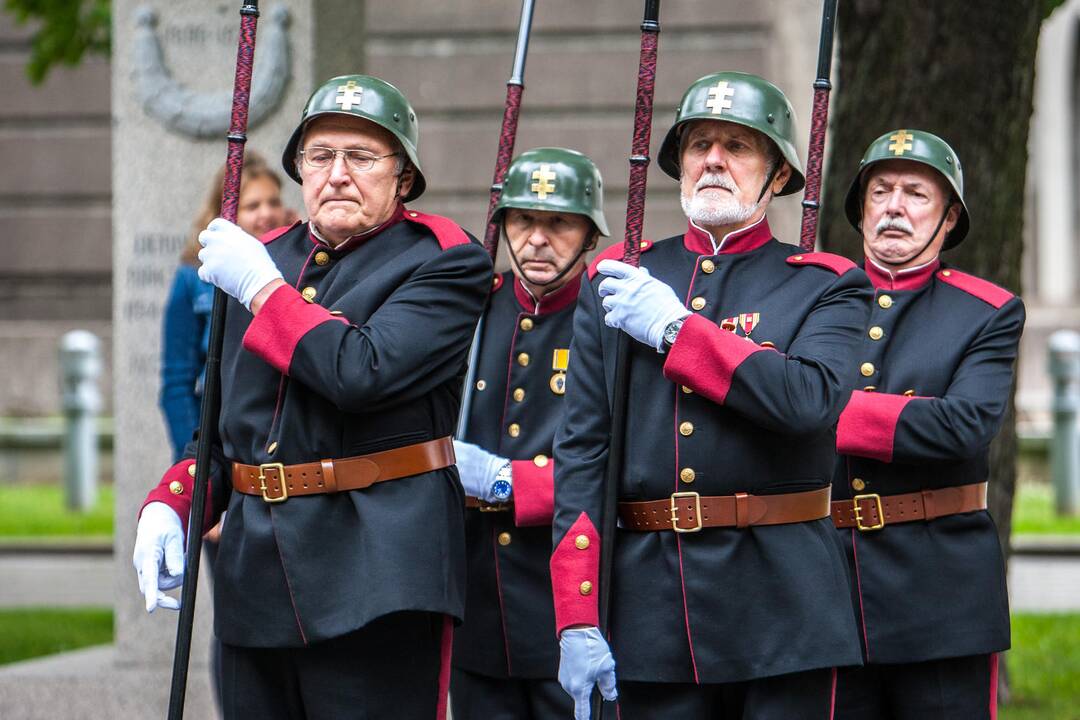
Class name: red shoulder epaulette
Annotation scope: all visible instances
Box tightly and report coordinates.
[936,268,1014,309]
[491,273,505,293]
[785,251,857,275]
[587,240,654,280]
[258,221,301,245]
[403,209,471,251]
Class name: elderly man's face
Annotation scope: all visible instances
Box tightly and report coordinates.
[299,115,413,245]
[861,159,958,267]
[678,120,789,231]
[504,208,594,294]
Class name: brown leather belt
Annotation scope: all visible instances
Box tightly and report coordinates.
[231,437,455,503]
[618,487,832,533]
[831,481,988,531]
[464,496,513,512]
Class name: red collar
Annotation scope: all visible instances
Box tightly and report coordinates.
[682,215,773,256]
[513,271,583,315]
[308,203,406,252]
[864,256,940,291]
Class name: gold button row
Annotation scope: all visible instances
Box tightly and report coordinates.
[860,362,876,377]
[852,477,866,492]
[513,388,525,402]
[575,534,590,550]
[498,532,512,546]
[701,259,715,274]
[877,294,893,309]
[690,297,707,311]
[679,421,694,437]
[517,353,530,367]
[301,286,318,302]
[680,467,696,484]
[520,317,534,332]
[508,423,520,438]
[868,326,884,340]
[314,251,330,266]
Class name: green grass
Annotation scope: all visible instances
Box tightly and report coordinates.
[1012,483,1080,536]
[0,608,113,666]
[1001,613,1080,720]
[0,485,113,539]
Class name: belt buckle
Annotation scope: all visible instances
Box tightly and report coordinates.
[477,501,510,513]
[670,491,703,533]
[258,463,288,503]
[853,493,884,531]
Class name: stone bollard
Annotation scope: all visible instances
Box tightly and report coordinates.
[1048,329,1080,516]
[59,330,103,511]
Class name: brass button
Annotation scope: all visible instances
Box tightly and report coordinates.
[534,454,549,468]
[492,276,500,288]
[169,480,184,495]
[314,251,330,266]
[579,580,593,596]
[877,294,893,309]
[942,270,952,277]
[701,259,715,274]
[498,532,512,546]
[508,423,521,438]
[868,326,884,340]
[640,241,649,249]
[575,534,590,550]
[860,362,876,377]
[187,464,196,477]
[517,353,530,367]
[793,255,804,261]
[690,297,707,311]
[851,478,866,492]
[863,386,877,392]
[680,467,696,483]
[760,341,775,348]
[679,421,694,437]
[513,387,525,402]
[267,441,278,455]
[409,211,419,218]
[476,380,486,391]
[301,286,317,302]
[903,389,915,397]
[520,317,534,332]
[681,385,693,394]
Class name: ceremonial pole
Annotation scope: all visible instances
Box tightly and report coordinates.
[595,1,660,716]
[798,0,839,251]
[458,0,537,439]
[166,3,259,716]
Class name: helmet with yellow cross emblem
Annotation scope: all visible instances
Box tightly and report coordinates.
[492,147,610,237]
[281,74,426,201]
[657,71,805,196]
[844,129,969,247]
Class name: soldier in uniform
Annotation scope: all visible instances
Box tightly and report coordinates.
[131,75,492,719]
[551,71,870,719]
[451,147,609,719]
[829,130,1024,719]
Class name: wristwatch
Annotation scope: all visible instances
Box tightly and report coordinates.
[490,462,513,502]
[661,318,685,351]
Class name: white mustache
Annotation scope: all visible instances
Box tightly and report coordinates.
[694,173,738,194]
[875,216,915,236]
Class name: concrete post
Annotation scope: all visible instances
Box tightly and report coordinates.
[59,330,103,511]
[1048,329,1080,515]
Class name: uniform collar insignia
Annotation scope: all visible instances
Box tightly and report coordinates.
[683,214,773,256]
[513,271,583,316]
[308,203,406,252]
[864,256,940,291]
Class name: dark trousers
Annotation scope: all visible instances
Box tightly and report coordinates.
[616,667,837,720]
[834,654,997,720]
[450,666,573,720]
[220,611,452,720]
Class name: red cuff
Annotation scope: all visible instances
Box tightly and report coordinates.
[836,391,915,463]
[511,458,554,527]
[242,285,347,374]
[663,313,771,404]
[140,459,214,537]
[551,512,601,634]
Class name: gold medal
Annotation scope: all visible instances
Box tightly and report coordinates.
[550,372,567,395]
[550,348,569,395]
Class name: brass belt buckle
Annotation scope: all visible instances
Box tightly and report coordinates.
[258,463,288,503]
[853,493,884,531]
[670,491,703,533]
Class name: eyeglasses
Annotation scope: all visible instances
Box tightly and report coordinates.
[299,147,399,172]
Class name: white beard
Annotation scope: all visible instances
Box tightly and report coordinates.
[680,173,759,227]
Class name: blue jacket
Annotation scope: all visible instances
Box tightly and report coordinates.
[159,264,213,460]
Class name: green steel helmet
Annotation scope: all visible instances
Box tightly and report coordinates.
[844,129,969,248]
[492,147,610,237]
[281,74,426,201]
[657,71,805,196]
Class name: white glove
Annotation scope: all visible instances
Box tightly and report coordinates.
[198,217,284,310]
[132,502,185,613]
[453,439,510,503]
[597,260,691,352]
[559,626,618,720]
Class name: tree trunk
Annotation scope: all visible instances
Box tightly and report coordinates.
[818,0,1045,700]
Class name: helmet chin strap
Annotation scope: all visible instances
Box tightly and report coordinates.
[755,162,781,205]
[876,200,953,268]
[505,226,596,291]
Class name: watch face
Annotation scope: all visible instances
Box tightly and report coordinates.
[491,478,513,501]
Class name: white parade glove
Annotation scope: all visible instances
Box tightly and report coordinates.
[198,217,284,310]
[596,260,691,352]
[453,439,510,503]
[559,626,618,720]
[132,502,186,613]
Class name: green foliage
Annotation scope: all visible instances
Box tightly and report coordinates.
[4,0,110,84]
[0,608,112,665]
[1044,0,1069,20]
[1013,483,1080,535]
[0,484,113,538]
[1002,613,1080,720]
